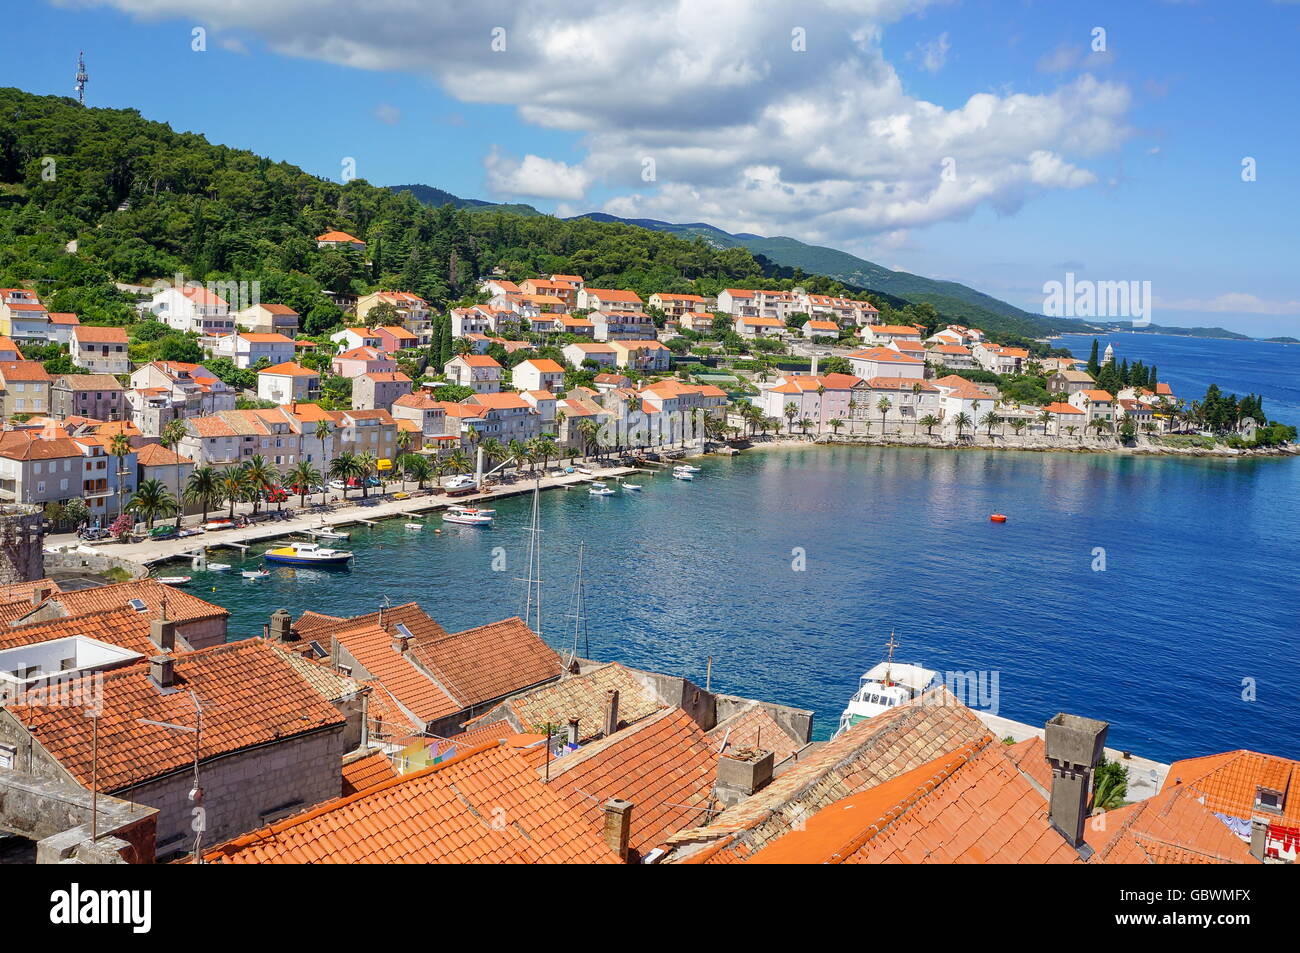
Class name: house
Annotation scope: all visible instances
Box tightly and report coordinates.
[1043,401,1086,434]
[356,291,431,342]
[973,342,1029,375]
[679,311,717,333]
[126,362,236,435]
[853,378,942,427]
[51,577,227,650]
[51,374,126,422]
[649,292,708,319]
[353,370,412,411]
[925,343,976,370]
[1049,369,1096,395]
[576,288,644,313]
[391,392,449,440]
[1068,389,1116,425]
[370,326,419,354]
[582,310,651,341]
[444,354,503,394]
[331,346,396,378]
[316,230,366,250]
[465,392,544,445]
[257,362,321,405]
[0,361,53,417]
[549,313,596,337]
[329,327,383,351]
[0,427,133,519]
[234,303,299,336]
[1116,398,1156,430]
[716,289,758,317]
[0,289,49,340]
[519,278,579,309]
[0,637,346,859]
[478,278,522,298]
[733,315,786,338]
[135,442,196,505]
[206,332,296,370]
[607,340,671,372]
[932,374,997,426]
[592,372,632,392]
[756,374,862,430]
[450,306,497,337]
[141,285,235,336]
[512,358,565,393]
[68,325,130,375]
[802,319,840,339]
[563,342,618,369]
[45,312,80,346]
[846,347,925,381]
[859,324,923,346]
[0,337,22,362]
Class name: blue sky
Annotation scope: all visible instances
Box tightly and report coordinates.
[5,1,1299,336]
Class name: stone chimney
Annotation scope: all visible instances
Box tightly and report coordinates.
[150,655,176,689]
[30,585,52,606]
[603,689,620,737]
[714,749,775,808]
[150,617,176,652]
[269,608,293,643]
[1044,713,1109,848]
[566,719,580,747]
[392,634,409,654]
[602,798,633,861]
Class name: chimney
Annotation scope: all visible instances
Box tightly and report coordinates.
[269,608,293,643]
[150,617,176,652]
[30,585,52,607]
[603,689,620,737]
[150,655,176,689]
[566,718,580,747]
[714,749,775,808]
[1044,712,1109,848]
[602,798,633,861]
[392,634,409,654]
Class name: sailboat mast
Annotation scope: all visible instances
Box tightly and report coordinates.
[523,477,543,636]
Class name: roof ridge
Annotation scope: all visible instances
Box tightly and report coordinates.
[541,706,679,780]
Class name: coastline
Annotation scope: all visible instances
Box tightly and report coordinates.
[729,433,1299,460]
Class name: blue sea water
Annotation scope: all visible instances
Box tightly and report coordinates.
[182,334,1300,764]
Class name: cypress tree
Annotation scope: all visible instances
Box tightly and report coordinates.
[441,315,453,370]
[1087,339,1100,377]
[1148,365,1158,389]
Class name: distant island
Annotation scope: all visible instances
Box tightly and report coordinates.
[1264,336,1300,344]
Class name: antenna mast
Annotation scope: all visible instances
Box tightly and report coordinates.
[884,631,898,687]
[75,51,88,106]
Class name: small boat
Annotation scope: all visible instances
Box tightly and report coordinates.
[575,467,594,475]
[672,470,694,481]
[990,513,1008,523]
[156,576,191,587]
[241,569,271,579]
[622,483,642,491]
[263,541,353,567]
[589,485,616,496]
[311,528,350,541]
[674,464,702,473]
[833,636,939,737]
[443,474,479,496]
[207,563,232,573]
[443,505,493,526]
[204,518,235,531]
[404,522,424,530]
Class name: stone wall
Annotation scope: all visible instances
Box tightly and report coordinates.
[43,547,150,579]
[0,504,44,584]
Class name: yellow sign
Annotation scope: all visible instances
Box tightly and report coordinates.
[377,458,393,470]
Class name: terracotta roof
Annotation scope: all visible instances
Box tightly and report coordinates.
[518,358,564,373]
[585,288,643,303]
[0,431,86,462]
[135,442,194,467]
[1086,784,1260,864]
[0,578,62,605]
[407,617,562,711]
[259,361,318,377]
[48,313,80,325]
[663,690,987,863]
[360,371,412,383]
[11,638,344,791]
[317,230,363,243]
[56,578,227,625]
[1080,389,1114,401]
[55,374,124,390]
[546,708,721,856]
[847,347,923,364]
[71,325,128,344]
[204,741,618,864]
[340,750,398,797]
[0,361,51,382]
[0,606,157,655]
[333,623,461,724]
[1163,749,1300,828]
[861,377,939,392]
[1044,401,1084,415]
[467,392,531,411]
[452,354,503,368]
[707,703,805,766]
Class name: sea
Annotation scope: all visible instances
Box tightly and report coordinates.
[184,334,1300,764]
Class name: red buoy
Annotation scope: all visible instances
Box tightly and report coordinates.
[990,513,1007,523]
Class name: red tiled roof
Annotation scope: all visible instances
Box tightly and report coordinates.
[340,750,398,797]
[72,325,128,344]
[0,606,156,654]
[707,704,805,766]
[204,742,618,864]
[11,639,344,791]
[1163,749,1300,828]
[1086,784,1260,864]
[408,617,562,710]
[56,577,227,625]
[333,623,461,724]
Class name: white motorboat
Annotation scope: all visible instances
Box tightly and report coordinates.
[672,470,694,481]
[589,485,616,496]
[833,635,939,737]
[443,475,479,495]
[674,464,702,473]
[207,563,232,572]
[203,518,236,531]
[443,505,493,526]
[241,569,271,580]
[575,467,594,475]
[622,483,642,491]
[404,522,424,530]
[263,541,353,567]
[156,576,191,586]
[311,527,350,541]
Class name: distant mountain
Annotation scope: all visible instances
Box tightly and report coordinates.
[388,184,543,218]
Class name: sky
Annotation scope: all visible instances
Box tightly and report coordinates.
[5,0,1300,337]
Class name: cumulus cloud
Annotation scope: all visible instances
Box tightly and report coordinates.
[918,32,950,72]
[78,0,1134,241]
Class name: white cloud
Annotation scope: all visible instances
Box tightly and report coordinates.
[484,148,591,200]
[918,32,950,72]
[374,103,401,125]
[1157,293,1300,316]
[80,0,1134,239]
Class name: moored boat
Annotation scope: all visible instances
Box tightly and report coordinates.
[310,528,350,540]
[207,563,232,572]
[833,635,939,737]
[263,541,353,567]
[672,469,694,481]
[204,518,235,531]
[588,484,615,496]
[443,475,479,496]
[674,463,702,473]
[156,575,191,586]
[442,505,493,526]
[622,483,642,491]
[241,569,271,579]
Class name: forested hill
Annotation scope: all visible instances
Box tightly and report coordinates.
[0,86,1026,341]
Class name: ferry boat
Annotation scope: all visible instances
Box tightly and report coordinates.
[833,635,939,737]
[442,505,493,526]
[262,541,353,567]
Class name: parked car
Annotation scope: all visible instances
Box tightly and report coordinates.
[77,527,111,541]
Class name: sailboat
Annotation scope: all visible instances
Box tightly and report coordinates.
[832,634,939,737]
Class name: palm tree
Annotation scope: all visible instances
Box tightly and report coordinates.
[219,467,248,520]
[356,451,379,499]
[524,437,545,473]
[980,411,1000,436]
[109,433,132,520]
[480,437,506,470]
[536,438,559,471]
[444,449,472,477]
[919,414,940,436]
[1065,424,1078,440]
[783,402,798,434]
[185,466,221,525]
[876,397,891,434]
[828,418,844,436]
[798,417,813,435]
[160,419,189,528]
[329,452,362,500]
[243,454,278,515]
[400,453,433,488]
[1010,419,1027,437]
[285,460,322,509]
[1037,408,1053,435]
[954,412,973,437]
[128,479,177,529]
[575,422,599,461]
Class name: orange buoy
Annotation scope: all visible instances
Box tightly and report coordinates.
[990,513,1007,523]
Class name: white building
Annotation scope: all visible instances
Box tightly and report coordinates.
[206,332,296,370]
[847,347,925,381]
[512,359,565,394]
[142,286,236,336]
[444,354,504,394]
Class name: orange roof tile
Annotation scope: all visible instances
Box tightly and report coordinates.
[56,577,226,625]
[407,617,562,710]
[340,750,398,797]
[1163,749,1300,828]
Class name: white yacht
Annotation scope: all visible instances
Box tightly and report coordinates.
[443,505,493,526]
[833,635,939,737]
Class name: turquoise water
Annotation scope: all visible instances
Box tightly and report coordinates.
[187,444,1300,762]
